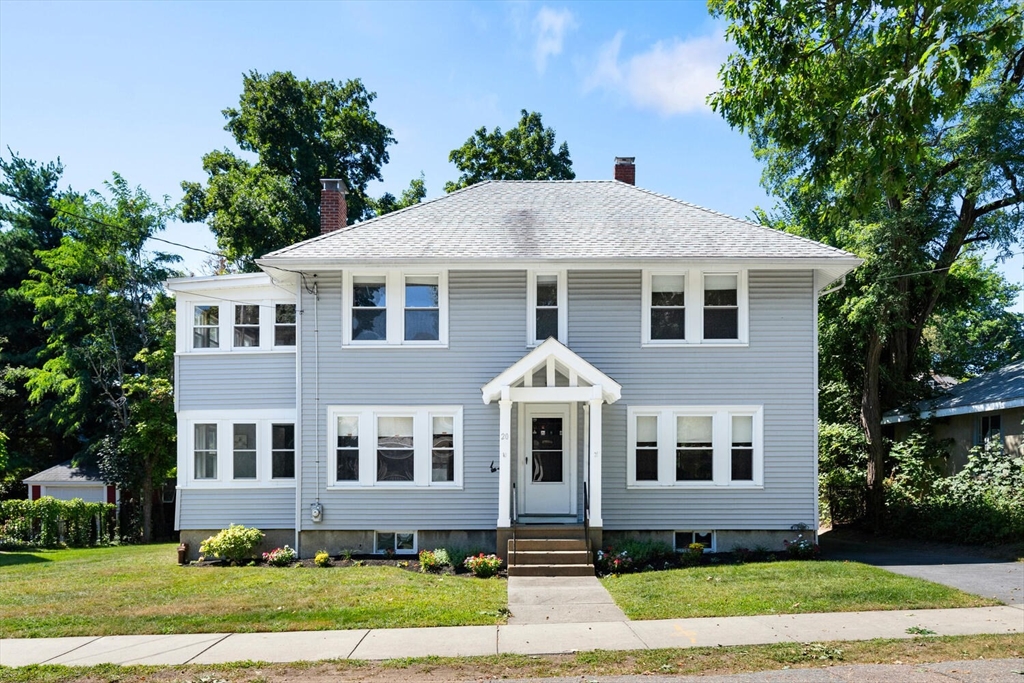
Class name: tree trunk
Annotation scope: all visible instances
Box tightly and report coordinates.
[862,332,886,531]
[141,460,154,544]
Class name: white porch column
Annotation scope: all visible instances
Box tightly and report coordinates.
[497,386,513,527]
[588,387,603,527]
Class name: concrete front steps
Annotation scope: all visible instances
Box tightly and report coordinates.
[507,524,595,577]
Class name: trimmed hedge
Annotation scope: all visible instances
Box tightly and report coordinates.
[0,497,117,548]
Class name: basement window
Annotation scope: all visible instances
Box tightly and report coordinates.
[675,531,715,553]
[375,531,416,554]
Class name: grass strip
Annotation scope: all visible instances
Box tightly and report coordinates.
[1,634,1020,682]
[0,544,507,637]
[600,560,998,620]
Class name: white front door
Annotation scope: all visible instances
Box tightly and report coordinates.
[521,404,574,515]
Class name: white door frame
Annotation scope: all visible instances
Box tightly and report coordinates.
[517,403,577,516]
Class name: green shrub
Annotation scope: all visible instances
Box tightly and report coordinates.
[680,542,704,567]
[0,497,116,548]
[818,421,868,526]
[446,547,476,572]
[617,537,674,569]
[464,553,503,578]
[199,525,264,564]
[886,443,1024,544]
[314,550,331,567]
[419,548,450,572]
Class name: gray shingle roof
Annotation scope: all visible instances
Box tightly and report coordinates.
[884,360,1024,422]
[261,181,856,263]
[23,460,106,484]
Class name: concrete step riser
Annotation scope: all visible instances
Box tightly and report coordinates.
[509,551,591,565]
[508,564,595,577]
[509,539,587,552]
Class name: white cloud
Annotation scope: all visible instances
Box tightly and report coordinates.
[585,30,729,116]
[533,7,577,74]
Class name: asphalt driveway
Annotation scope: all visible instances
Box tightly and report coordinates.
[819,530,1024,608]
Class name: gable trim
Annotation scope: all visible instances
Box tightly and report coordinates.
[481,338,622,405]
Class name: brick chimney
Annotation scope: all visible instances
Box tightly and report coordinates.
[320,178,348,234]
[614,157,636,185]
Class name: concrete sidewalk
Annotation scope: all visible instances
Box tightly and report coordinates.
[2,605,1021,667]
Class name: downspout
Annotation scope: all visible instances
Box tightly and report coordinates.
[313,277,322,520]
[817,274,847,298]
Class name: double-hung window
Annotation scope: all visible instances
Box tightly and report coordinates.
[328,406,463,487]
[234,305,260,347]
[976,414,1003,450]
[194,424,218,479]
[233,424,258,479]
[404,277,440,341]
[271,424,295,479]
[642,271,748,345]
[344,272,448,346]
[194,306,219,348]
[527,271,567,345]
[627,406,763,487]
[274,304,296,346]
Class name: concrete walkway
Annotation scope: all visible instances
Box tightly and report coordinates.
[2,605,1021,667]
[507,576,627,624]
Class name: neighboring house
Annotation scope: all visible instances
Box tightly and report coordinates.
[167,158,861,561]
[24,460,118,505]
[883,360,1024,472]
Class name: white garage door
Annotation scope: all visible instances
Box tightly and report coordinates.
[42,486,106,503]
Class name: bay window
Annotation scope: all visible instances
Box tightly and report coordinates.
[627,406,763,487]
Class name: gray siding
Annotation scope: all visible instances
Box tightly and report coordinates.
[570,270,817,530]
[299,271,527,530]
[178,488,295,529]
[299,269,817,533]
[178,353,296,410]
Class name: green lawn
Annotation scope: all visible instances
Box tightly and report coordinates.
[601,560,998,620]
[0,544,508,638]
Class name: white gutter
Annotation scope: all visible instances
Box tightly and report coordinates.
[882,397,1024,424]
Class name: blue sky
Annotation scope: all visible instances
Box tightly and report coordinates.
[1,0,1019,305]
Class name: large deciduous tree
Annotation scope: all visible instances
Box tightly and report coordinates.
[21,174,179,540]
[444,110,575,192]
[182,71,396,270]
[710,0,1024,526]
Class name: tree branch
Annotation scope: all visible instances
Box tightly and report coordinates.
[975,193,1024,218]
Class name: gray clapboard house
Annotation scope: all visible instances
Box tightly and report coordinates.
[168,159,860,566]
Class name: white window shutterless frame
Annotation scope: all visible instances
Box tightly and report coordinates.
[527,270,567,346]
[342,271,448,347]
[641,270,749,346]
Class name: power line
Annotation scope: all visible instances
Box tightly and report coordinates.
[54,208,223,257]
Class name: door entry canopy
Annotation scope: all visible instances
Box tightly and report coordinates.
[481,338,622,405]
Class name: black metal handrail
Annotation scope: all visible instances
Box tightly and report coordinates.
[511,481,518,562]
[583,481,591,562]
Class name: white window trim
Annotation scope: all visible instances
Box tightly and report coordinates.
[326,406,463,490]
[178,409,297,488]
[342,270,449,347]
[374,530,418,554]
[273,303,298,350]
[626,405,763,488]
[641,270,749,347]
[184,299,298,354]
[527,270,568,347]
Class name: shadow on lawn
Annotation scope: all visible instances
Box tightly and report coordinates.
[0,552,52,567]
